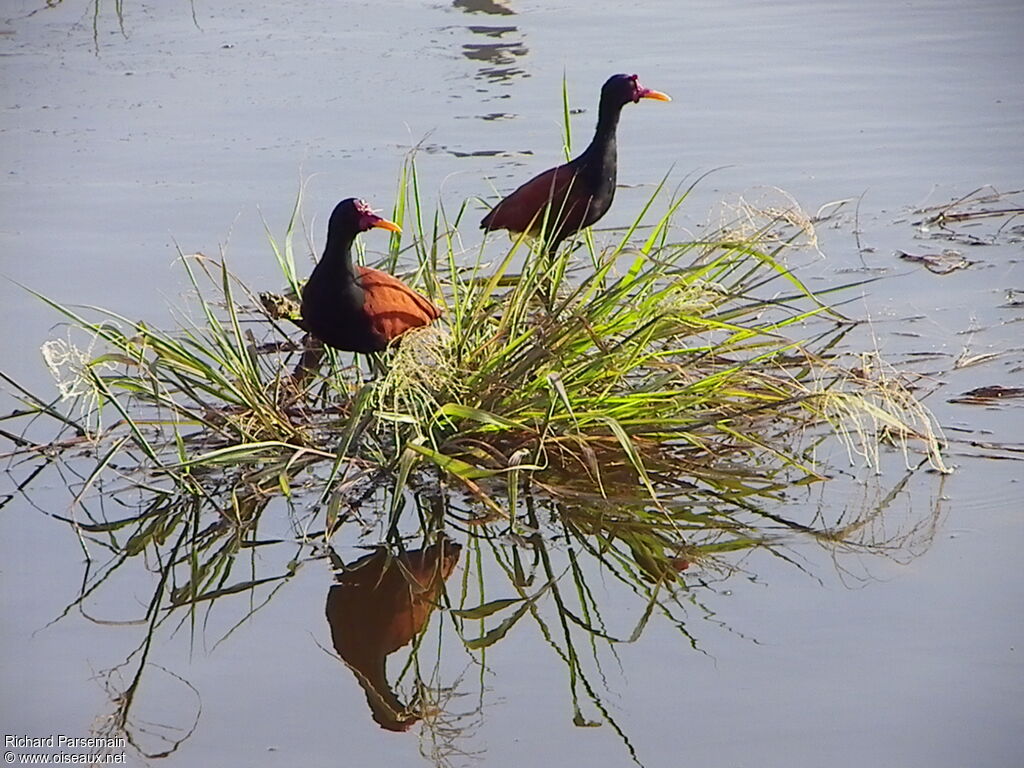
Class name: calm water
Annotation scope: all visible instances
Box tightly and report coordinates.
[1,1,1022,766]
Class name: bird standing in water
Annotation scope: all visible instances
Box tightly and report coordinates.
[480,74,671,252]
[301,198,441,354]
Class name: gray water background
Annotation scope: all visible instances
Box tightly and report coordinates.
[1,1,1022,766]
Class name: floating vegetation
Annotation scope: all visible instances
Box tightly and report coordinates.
[949,384,1024,405]
[0,157,952,765]
[896,248,976,274]
[913,185,1024,247]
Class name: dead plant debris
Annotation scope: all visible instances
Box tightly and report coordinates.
[896,249,975,275]
[949,385,1024,405]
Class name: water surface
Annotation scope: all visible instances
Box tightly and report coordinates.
[1,1,1022,766]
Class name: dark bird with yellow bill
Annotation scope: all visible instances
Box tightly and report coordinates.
[480,74,671,252]
[301,198,441,354]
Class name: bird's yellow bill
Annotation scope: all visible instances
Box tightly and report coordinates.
[640,89,672,102]
[638,89,671,102]
[372,218,402,233]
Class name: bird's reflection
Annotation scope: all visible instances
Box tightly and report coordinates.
[452,0,527,87]
[326,536,462,732]
[453,0,514,16]
[462,26,527,84]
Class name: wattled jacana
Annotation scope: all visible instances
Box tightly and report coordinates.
[301,198,441,354]
[480,74,671,252]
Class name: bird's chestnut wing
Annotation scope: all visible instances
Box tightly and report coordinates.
[357,267,441,344]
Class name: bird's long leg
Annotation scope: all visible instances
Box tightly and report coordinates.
[281,333,326,405]
[367,352,388,380]
[536,233,572,314]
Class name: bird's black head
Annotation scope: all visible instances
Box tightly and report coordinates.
[328,198,402,236]
[601,73,672,107]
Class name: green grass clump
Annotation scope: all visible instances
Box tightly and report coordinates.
[23,185,938,481]
[4,155,950,534]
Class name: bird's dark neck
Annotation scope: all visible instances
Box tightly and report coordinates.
[319,230,359,282]
[579,99,622,172]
